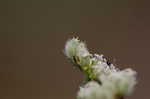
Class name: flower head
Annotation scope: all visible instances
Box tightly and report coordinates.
[77,81,115,99]
[102,68,137,96]
[64,37,138,99]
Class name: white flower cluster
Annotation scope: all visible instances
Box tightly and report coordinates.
[64,37,137,99]
[65,37,90,59]
[77,81,114,99]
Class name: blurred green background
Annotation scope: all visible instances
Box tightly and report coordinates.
[0,0,149,99]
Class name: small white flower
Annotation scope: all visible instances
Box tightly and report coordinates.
[92,61,118,80]
[92,61,107,77]
[101,68,137,96]
[64,38,90,65]
[77,81,100,99]
[64,38,80,58]
[77,81,114,99]
[76,42,90,58]
[64,37,90,59]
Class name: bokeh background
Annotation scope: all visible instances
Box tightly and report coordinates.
[0,0,149,99]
